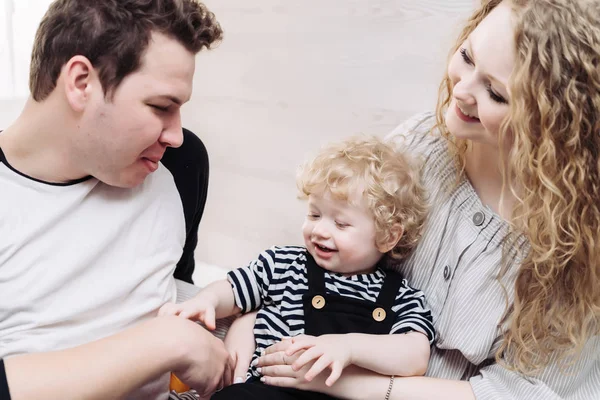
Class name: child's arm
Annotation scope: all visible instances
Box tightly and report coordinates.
[282,331,429,386]
[159,279,240,330]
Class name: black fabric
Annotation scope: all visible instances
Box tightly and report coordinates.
[211,377,334,400]
[212,256,404,400]
[303,253,402,336]
[0,359,11,400]
[161,128,210,283]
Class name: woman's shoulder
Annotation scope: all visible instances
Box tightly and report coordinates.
[385,111,445,157]
[387,111,436,137]
[385,111,451,168]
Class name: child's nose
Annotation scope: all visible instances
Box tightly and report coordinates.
[312,220,331,239]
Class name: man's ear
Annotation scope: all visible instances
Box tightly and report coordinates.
[378,223,404,253]
[62,55,96,112]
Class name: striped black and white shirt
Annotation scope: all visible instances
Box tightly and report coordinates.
[386,112,600,400]
[227,245,435,378]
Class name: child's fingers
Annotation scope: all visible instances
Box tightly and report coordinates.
[204,307,216,331]
[304,354,331,382]
[285,339,315,357]
[325,363,343,386]
[292,347,321,371]
[178,308,198,320]
[158,302,180,316]
[263,339,293,355]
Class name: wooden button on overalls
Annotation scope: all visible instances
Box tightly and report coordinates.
[372,307,386,322]
[302,252,403,336]
[312,295,326,309]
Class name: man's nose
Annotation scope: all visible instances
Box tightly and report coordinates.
[159,111,184,148]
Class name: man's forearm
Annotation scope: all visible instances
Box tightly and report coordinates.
[348,332,430,376]
[4,317,183,400]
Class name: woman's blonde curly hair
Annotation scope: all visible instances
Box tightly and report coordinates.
[436,0,600,375]
[297,136,428,261]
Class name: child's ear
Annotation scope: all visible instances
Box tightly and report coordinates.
[378,223,404,253]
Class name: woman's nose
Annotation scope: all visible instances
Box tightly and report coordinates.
[453,75,477,106]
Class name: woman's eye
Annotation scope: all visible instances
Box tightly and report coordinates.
[459,48,473,66]
[487,86,508,104]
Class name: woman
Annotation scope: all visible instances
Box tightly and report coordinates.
[254,0,600,398]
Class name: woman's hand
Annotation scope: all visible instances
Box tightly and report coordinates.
[284,334,352,386]
[256,338,327,391]
[223,311,257,383]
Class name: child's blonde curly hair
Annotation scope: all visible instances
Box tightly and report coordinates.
[297,136,428,261]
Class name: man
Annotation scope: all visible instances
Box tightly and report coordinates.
[0,1,233,398]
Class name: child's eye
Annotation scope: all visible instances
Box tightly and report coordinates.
[335,221,349,229]
[307,213,320,220]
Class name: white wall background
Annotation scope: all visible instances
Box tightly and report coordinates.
[0,0,476,284]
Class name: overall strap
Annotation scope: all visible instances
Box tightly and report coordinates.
[375,270,403,309]
[305,251,326,294]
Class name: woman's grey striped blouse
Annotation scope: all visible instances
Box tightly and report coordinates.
[386,112,599,399]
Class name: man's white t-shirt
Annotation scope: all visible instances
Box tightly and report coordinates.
[0,130,207,399]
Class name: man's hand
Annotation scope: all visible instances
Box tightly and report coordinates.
[169,317,234,398]
[159,295,217,330]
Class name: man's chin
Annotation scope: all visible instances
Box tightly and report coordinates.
[97,172,148,188]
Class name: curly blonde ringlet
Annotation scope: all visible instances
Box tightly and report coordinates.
[501,0,600,374]
[436,0,600,375]
[297,136,427,261]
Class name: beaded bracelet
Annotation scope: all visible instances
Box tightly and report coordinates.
[384,375,395,400]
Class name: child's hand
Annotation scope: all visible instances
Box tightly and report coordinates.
[158,297,217,331]
[284,334,352,386]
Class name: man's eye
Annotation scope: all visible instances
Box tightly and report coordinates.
[150,104,169,112]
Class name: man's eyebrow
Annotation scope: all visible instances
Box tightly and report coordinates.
[152,95,186,106]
